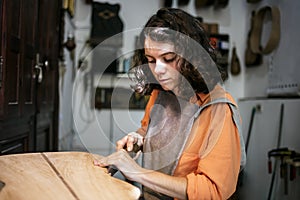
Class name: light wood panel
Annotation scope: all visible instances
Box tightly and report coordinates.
[0,152,141,200]
[0,153,75,200]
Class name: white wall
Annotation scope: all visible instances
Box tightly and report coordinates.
[60,0,163,153]
[177,0,300,99]
[58,13,77,150]
[72,0,247,101]
[59,0,300,152]
[180,0,248,99]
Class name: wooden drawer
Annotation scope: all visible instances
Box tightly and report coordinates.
[0,135,28,155]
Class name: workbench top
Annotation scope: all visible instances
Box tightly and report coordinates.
[0,151,140,200]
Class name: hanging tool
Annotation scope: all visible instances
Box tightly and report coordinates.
[268,147,300,195]
[288,157,300,181]
[268,147,296,195]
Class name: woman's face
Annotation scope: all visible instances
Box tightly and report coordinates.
[144,37,181,94]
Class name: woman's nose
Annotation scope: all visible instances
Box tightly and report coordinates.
[154,60,167,75]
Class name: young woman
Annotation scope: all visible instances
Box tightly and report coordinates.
[94,8,246,200]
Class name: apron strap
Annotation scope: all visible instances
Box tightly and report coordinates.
[193,98,246,170]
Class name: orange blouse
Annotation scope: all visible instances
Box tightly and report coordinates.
[138,86,241,200]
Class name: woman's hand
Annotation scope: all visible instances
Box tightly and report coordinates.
[94,132,144,180]
[94,149,142,181]
[94,149,188,200]
[116,132,144,152]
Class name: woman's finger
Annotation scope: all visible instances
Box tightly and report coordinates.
[126,135,136,151]
[116,135,128,150]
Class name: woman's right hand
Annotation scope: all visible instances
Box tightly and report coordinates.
[116,132,144,152]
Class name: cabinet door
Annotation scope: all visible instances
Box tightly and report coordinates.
[0,0,23,119]
[0,0,37,119]
[0,0,3,116]
[21,0,38,117]
[0,0,61,153]
[34,0,61,152]
[0,0,39,152]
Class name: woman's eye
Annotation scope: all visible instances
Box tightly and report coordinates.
[164,56,176,63]
[147,60,155,64]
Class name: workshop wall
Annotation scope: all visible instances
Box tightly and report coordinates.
[58,0,300,198]
[60,0,300,161]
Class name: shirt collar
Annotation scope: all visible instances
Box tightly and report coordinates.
[190,84,227,106]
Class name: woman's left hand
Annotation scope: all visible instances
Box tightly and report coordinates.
[94,149,142,181]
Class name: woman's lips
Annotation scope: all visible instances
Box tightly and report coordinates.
[159,78,170,84]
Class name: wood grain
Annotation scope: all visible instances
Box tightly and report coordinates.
[0,153,75,200]
[0,152,141,200]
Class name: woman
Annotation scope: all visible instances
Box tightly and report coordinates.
[94,8,246,200]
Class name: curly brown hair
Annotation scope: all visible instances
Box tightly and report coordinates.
[129,8,227,97]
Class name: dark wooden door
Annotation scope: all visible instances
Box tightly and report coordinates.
[0,0,61,154]
[34,0,60,152]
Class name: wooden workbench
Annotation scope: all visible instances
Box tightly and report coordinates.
[0,151,140,200]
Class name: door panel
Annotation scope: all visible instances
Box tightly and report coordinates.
[34,0,60,152]
[35,0,61,151]
[22,0,38,114]
[5,0,22,117]
[0,0,61,154]
[36,0,58,112]
[36,125,51,152]
[0,0,3,116]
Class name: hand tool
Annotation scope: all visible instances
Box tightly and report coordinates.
[0,180,5,192]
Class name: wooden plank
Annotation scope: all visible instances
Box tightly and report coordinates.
[44,152,141,200]
[0,153,75,200]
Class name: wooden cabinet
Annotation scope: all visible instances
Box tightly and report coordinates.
[0,0,61,154]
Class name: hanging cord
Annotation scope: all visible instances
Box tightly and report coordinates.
[267,103,284,200]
